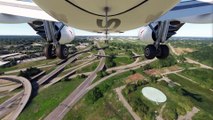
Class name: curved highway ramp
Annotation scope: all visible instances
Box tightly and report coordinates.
[0,76,32,120]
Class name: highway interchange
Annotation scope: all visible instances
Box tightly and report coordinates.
[0,41,149,120]
[0,41,211,120]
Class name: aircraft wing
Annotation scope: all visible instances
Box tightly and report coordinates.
[156,0,213,22]
[0,0,57,21]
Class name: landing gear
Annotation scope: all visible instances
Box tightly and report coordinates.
[42,21,69,59]
[144,21,171,60]
[44,44,68,59]
[144,45,157,59]
[44,44,56,59]
[56,45,69,59]
[156,45,169,59]
[144,44,169,59]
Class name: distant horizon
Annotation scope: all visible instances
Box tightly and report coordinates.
[0,35,212,39]
[0,23,212,38]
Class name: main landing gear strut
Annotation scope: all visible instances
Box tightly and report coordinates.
[144,21,170,59]
[43,21,68,59]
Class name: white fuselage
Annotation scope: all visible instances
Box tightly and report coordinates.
[32,0,179,33]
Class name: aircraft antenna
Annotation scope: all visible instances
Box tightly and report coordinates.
[104,6,109,43]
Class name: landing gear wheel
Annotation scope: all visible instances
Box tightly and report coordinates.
[144,44,157,59]
[56,45,69,59]
[44,44,56,59]
[156,45,170,59]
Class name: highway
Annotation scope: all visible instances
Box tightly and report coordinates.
[0,47,92,119]
[0,84,21,92]
[37,47,92,85]
[107,59,156,73]
[88,59,156,90]
[0,76,32,120]
[45,42,105,120]
[43,59,99,88]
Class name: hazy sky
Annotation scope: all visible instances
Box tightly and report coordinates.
[0,23,212,37]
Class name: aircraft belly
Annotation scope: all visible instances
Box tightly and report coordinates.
[33,0,179,33]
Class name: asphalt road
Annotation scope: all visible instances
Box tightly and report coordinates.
[0,76,32,120]
[37,47,92,86]
[45,43,105,120]
[0,48,92,119]
[107,59,156,72]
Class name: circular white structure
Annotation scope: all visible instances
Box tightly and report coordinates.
[142,87,167,103]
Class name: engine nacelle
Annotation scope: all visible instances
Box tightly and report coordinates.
[55,23,75,44]
[138,26,156,42]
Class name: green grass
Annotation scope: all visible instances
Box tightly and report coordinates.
[17,77,85,120]
[193,110,213,120]
[77,61,99,73]
[187,48,213,67]
[123,81,193,120]
[167,74,213,118]
[114,57,134,66]
[177,62,199,69]
[63,71,134,120]
[180,69,213,89]
[0,96,10,104]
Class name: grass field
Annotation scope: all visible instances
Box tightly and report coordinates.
[179,68,213,89]
[168,74,213,119]
[77,61,99,73]
[123,80,193,120]
[63,71,134,120]
[0,95,10,104]
[17,77,85,120]
[114,57,134,66]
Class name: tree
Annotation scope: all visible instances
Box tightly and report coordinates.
[130,70,136,74]
[86,87,103,104]
[18,67,41,79]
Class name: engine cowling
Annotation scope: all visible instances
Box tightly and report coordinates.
[29,21,75,44]
[55,23,75,44]
[138,26,156,42]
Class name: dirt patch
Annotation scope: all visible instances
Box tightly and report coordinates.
[178,107,199,120]
[174,48,194,55]
[126,73,144,84]
[145,66,182,76]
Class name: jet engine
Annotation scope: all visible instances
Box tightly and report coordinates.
[29,21,75,44]
[138,21,184,42]
[29,20,75,59]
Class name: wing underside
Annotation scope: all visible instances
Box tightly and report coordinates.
[0,0,57,22]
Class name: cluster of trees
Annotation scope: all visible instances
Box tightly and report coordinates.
[105,54,117,68]
[86,87,103,104]
[97,70,109,78]
[130,96,150,118]
[70,39,93,46]
[109,42,145,53]
[0,36,45,58]
[18,67,42,79]
[124,81,149,95]
[86,78,115,104]
[0,36,44,45]
[143,55,177,69]
[188,46,213,67]
[1,59,17,68]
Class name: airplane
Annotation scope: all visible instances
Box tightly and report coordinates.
[0,0,212,60]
